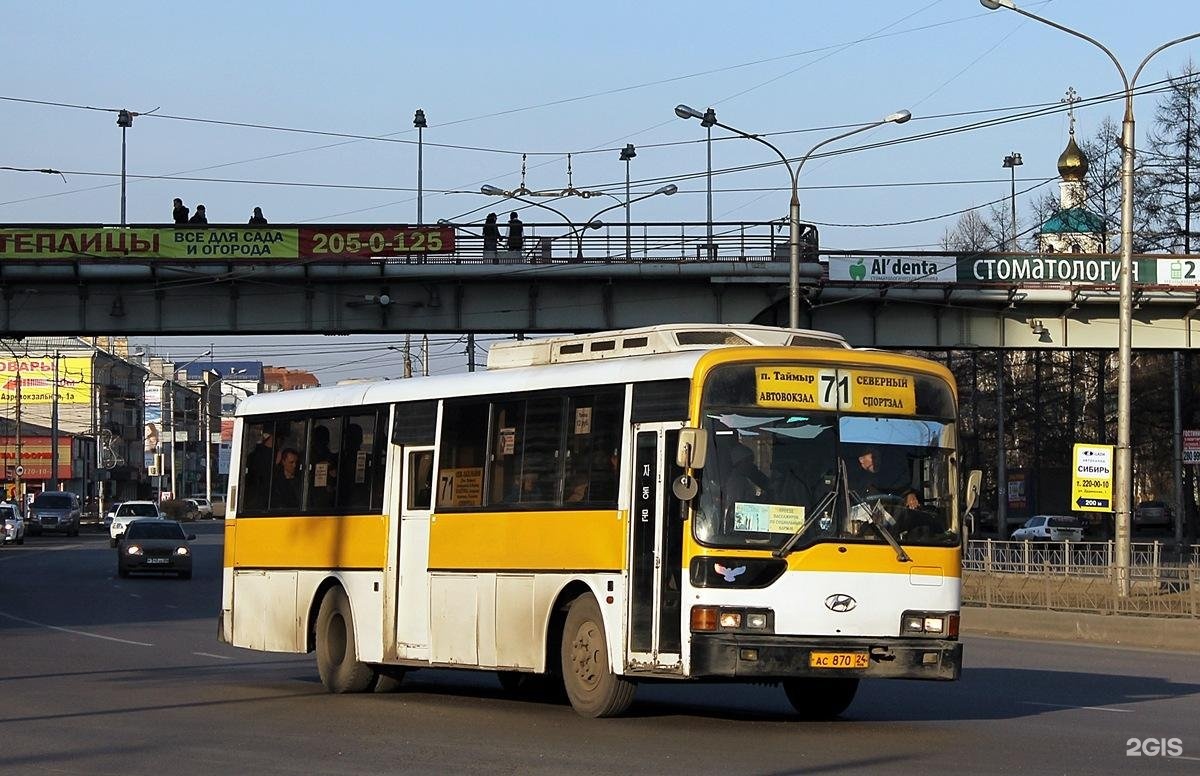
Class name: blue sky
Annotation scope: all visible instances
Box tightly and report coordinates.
[3,1,1197,381]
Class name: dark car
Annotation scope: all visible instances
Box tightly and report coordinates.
[117,519,195,579]
[27,491,82,537]
[1134,500,1171,530]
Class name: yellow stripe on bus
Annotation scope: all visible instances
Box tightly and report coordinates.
[224,514,388,569]
[429,510,626,571]
[683,533,961,577]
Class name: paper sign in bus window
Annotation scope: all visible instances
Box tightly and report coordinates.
[733,503,806,534]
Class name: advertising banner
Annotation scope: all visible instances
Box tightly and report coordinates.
[0,437,73,480]
[957,255,1158,285]
[1071,443,1114,512]
[830,255,958,284]
[0,225,455,261]
[1184,429,1200,465]
[0,356,92,405]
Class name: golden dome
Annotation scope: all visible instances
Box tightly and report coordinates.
[1057,132,1088,181]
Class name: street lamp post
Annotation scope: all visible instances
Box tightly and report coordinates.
[619,144,636,259]
[117,109,134,226]
[675,104,911,328]
[415,108,429,224]
[980,0,1200,596]
[1003,152,1023,251]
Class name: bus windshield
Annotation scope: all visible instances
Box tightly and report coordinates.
[694,363,959,551]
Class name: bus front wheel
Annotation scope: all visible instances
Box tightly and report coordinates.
[782,677,859,720]
[560,595,635,718]
[316,586,376,693]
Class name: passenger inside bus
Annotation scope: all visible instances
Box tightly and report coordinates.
[272,448,302,509]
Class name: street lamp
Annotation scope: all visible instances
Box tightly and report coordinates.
[116,109,134,226]
[481,185,578,258]
[677,104,911,328]
[414,109,428,225]
[980,0,1200,596]
[619,144,637,259]
[481,184,676,260]
[674,105,717,254]
[1002,152,1023,251]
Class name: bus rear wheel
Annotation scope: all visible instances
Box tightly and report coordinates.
[316,586,376,693]
[782,677,859,720]
[560,595,635,717]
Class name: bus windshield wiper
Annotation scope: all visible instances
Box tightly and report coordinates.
[854,492,911,563]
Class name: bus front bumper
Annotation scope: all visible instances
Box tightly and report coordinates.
[690,634,962,681]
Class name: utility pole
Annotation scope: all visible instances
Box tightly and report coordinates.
[403,335,413,379]
[14,367,22,512]
[50,351,60,490]
[467,334,476,372]
[422,334,429,376]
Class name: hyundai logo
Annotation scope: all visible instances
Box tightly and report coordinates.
[824,594,857,612]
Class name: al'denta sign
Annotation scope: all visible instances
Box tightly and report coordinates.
[1071,443,1114,512]
[829,255,958,284]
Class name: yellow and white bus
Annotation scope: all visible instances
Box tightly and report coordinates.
[219,324,980,718]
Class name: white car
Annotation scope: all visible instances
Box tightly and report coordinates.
[186,497,213,519]
[108,501,164,546]
[1,502,25,545]
[1011,515,1084,542]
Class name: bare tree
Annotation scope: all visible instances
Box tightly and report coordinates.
[940,204,1009,253]
[1144,62,1200,253]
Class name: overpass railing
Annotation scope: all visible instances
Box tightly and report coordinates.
[429,220,817,264]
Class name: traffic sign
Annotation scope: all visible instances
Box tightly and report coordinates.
[1071,443,1114,514]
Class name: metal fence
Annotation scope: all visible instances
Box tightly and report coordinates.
[963,539,1200,618]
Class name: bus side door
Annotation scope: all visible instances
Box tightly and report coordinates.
[627,424,684,671]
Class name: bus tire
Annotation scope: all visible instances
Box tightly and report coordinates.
[782,677,859,720]
[316,586,376,693]
[560,595,635,717]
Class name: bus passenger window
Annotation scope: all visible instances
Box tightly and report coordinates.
[438,401,488,508]
[307,417,342,513]
[338,415,376,512]
[242,421,275,512]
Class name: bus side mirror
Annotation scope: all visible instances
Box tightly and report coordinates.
[964,470,982,513]
[676,427,707,470]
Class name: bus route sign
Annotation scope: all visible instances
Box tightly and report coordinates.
[1071,443,1114,512]
[755,367,915,416]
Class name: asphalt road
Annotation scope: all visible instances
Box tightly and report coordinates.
[1,524,1198,775]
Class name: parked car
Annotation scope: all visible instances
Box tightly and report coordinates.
[1134,500,1172,530]
[210,496,226,518]
[108,501,164,546]
[185,497,213,519]
[1,502,25,545]
[1011,515,1085,542]
[27,491,82,537]
[117,519,194,579]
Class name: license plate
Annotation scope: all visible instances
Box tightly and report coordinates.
[145,558,169,565]
[809,651,869,669]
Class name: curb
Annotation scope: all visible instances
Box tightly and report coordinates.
[962,605,1200,653]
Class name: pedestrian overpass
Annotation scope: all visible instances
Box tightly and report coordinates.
[1,221,1197,349]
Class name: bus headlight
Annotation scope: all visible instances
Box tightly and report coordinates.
[125,545,143,556]
[691,606,774,633]
[900,610,959,638]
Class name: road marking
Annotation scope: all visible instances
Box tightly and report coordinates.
[1169,755,1200,762]
[193,652,234,660]
[1020,701,1132,713]
[0,611,154,647]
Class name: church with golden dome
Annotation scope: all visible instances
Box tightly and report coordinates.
[1037,88,1107,254]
